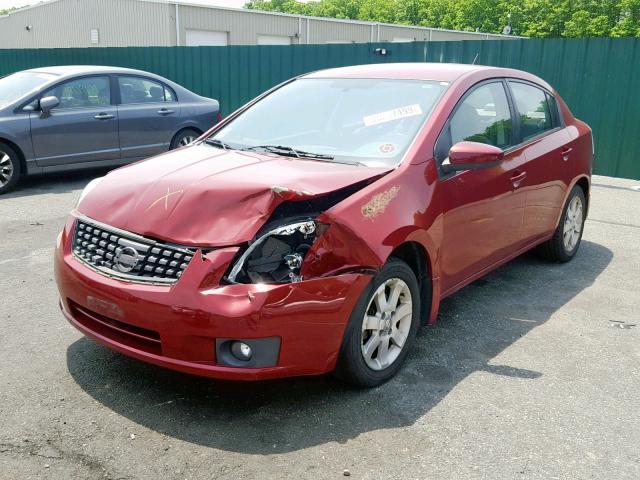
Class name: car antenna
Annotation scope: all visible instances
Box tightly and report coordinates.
[472,53,479,65]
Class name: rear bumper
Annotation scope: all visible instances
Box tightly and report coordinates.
[55,214,371,381]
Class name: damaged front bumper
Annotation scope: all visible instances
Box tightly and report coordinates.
[55,214,372,380]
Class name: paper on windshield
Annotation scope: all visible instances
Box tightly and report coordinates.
[363,104,423,127]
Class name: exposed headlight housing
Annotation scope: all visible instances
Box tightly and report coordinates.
[76,177,104,208]
[226,220,320,284]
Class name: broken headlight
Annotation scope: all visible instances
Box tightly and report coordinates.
[226,220,320,284]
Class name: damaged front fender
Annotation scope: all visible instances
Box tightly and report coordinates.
[299,162,442,289]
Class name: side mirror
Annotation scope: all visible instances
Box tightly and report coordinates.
[443,141,504,173]
[39,95,60,114]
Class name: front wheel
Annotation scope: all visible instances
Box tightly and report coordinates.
[536,185,586,262]
[334,259,421,387]
[0,143,21,195]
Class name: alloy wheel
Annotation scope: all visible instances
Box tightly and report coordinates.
[361,278,413,371]
[0,151,14,188]
[179,136,197,147]
[563,195,583,252]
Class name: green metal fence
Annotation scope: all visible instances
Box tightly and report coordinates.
[0,38,638,179]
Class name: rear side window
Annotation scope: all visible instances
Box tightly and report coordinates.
[43,76,110,109]
[509,81,554,141]
[545,92,561,127]
[118,76,175,104]
[450,82,513,149]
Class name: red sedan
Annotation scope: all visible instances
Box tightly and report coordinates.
[55,63,592,387]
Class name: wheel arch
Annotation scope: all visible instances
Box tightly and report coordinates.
[170,126,204,147]
[554,174,591,229]
[0,137,27,176]
[388,241,433,324]
[575,176,590,214]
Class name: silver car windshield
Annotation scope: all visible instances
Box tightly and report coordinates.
[209,78,448,167]
[0,72,55,109]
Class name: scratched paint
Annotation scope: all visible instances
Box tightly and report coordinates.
[361,186,400,219]
[145,188,184,212]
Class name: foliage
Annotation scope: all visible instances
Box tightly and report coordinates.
[245,0,640,37]
[0,7,19,16]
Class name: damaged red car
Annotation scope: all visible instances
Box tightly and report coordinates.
[55,63,592,386]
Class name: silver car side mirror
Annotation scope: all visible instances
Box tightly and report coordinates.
[39,95,60,115]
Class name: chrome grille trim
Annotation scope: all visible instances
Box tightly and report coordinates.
[72,216,195,285]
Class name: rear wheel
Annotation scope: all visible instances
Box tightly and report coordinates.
[536,185,586,262]
[0,143,21,195]
[334,259,421,387]
[170,129,200,150]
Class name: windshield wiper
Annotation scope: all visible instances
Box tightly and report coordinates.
[204,138,233,150]
[243,145,335,161]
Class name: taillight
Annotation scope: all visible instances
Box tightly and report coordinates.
[216,112,222,123]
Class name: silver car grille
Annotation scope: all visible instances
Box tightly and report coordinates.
[72,218,194,284]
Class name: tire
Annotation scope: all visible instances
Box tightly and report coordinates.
[0,143,21,195]
[536,185,586,262]
[170,129,201,150]
[334,259,421,387]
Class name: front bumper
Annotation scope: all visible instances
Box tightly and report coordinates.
[55,213,371,380]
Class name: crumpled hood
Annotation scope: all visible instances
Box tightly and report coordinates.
[78,145,390,246]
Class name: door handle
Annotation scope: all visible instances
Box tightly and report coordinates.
[510,170,527,188]
[157,109,175,115]
[94,113,115,120]
[561,147,573,162]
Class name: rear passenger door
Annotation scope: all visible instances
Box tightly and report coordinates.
[116,75,181,160]
[506,80,571,244]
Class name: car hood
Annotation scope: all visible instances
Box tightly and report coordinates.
[78,145,391,246]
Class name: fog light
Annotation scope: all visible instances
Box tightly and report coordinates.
[230,341,252,361]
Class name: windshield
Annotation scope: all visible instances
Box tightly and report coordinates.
[209,78,448,167]
[0,72,55,109]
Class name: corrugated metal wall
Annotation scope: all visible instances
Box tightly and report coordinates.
[0,0,517,48]
[0,0,174,48]
[0,38,637,179]
[178,5,301,45]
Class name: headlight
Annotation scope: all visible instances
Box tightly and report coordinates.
[227,220,320,284]
[76,177,104,207]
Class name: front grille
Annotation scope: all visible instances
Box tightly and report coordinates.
[72,218,194,284]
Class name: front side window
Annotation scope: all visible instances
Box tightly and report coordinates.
[450,82,513,149]
[44,76,110,109]
[118,76,174,104]
[509,81,554,141]
[210,78,448,167]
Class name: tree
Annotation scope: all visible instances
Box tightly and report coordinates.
[611,0,640,36]
[245,0,640,37]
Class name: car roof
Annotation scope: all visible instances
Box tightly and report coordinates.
[24,65,158,77]
[302,62,546,85]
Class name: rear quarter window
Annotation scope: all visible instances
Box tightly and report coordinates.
[509,81,555,141]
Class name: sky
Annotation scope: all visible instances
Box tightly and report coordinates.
[0,0,254,11]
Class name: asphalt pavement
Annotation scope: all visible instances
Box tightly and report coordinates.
[1,171,638,479]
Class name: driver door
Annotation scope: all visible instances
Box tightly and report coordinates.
[438,80,526,294]
[31,75,120,167]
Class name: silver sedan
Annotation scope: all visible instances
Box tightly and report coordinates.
[0,65,220,194]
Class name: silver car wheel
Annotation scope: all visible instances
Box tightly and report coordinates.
[361,278,413,371]
[563,195,583,252]
[0,151,14,188]
[179,135,197,147]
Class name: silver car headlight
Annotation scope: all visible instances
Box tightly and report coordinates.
[76,177,104,207]
[227,220,320,284]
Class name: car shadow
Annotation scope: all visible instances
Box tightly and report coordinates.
[66,240,612,454]
[2,168,112,199]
